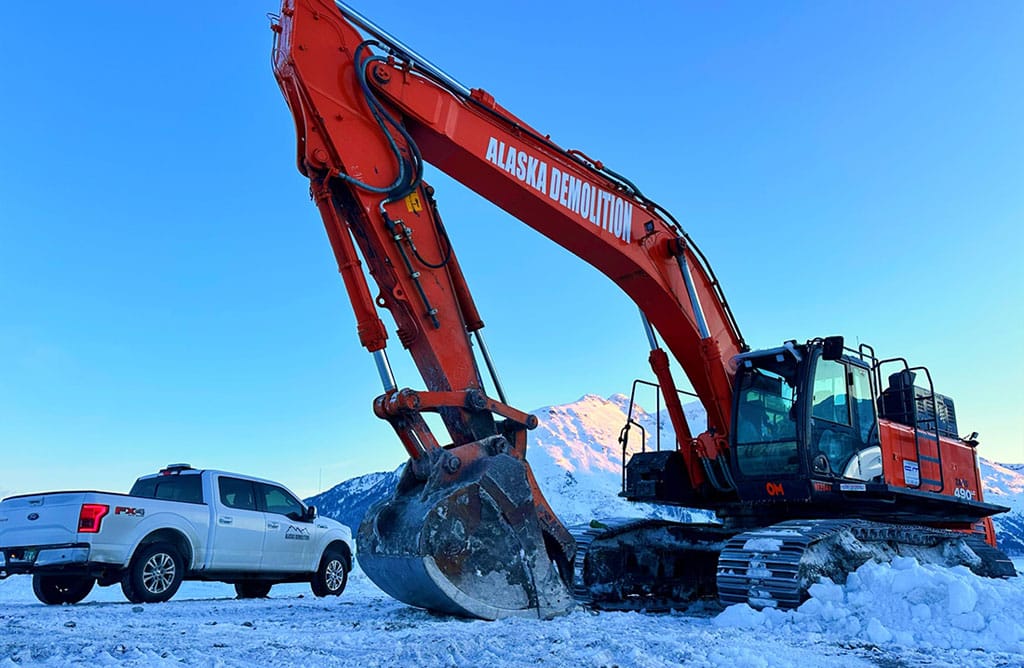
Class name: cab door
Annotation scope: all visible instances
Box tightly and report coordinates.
[808,357,881,481]
[209,476,267,572]
[255,482,314,572]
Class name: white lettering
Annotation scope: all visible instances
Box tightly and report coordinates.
[559,173,571,207]
[526,156,539,188]
[613,198,624,238]
[482,138,633,244]
[568,177,582,214]
[621,200,633,242]
[515,151,528,180]
[485,137,499,165]
[549,167,562,200]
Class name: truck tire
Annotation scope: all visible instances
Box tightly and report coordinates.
[32,574,95,605]
[311,547,348,597]
[121,542,184,604]
[234,581,273,599]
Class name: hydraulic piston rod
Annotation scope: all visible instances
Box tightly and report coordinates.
[333,1,472,98]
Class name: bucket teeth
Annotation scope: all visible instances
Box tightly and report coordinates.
[357,439,575,620]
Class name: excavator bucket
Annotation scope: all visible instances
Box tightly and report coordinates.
[357,437,575,620]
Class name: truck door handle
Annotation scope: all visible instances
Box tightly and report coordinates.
[267,522,280,529]
[219,517,233,525]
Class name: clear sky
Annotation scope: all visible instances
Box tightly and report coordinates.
[1,1,1021,500]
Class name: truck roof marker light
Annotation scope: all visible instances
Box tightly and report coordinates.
[78,503,109,533]
[160,463,193,475]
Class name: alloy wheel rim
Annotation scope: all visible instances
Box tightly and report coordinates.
[142,553,176,594]
[325,559,345,591]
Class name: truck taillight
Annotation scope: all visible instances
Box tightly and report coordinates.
[78,504,109,533]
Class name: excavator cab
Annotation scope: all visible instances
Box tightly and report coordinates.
[730,338,883,504]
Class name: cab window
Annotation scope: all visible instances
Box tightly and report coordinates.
[809,359,882,481]
[850,365,877,443]
[130,475,204,504]
[219,477,257,511]
[257,483,305,519]
[734,366,799,476]
[811,359,849,425]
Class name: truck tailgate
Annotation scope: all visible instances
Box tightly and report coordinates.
[0,493,89,546]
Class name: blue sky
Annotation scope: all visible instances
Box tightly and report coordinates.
[1,1,1021,499]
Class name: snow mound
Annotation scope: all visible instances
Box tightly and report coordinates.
[715,557,1024,655]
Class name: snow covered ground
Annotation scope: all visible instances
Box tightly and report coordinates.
[2,559,1021,667]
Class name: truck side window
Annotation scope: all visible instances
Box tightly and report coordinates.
[257,483,305,518]
[219,477,257,511]
[157,475,203,503]
[130,475,204,504]
[130,478,157,498]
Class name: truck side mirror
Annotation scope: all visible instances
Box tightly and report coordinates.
[822,336,845,361]
[305,505,318,521]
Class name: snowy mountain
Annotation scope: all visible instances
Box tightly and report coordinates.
[305,393,713,531]
[517,393,712,525]
[307,469,403,532]
[307,394,1024,555]
[980,458,1024,556]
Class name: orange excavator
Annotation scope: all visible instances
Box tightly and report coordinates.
[271,0,1014,619]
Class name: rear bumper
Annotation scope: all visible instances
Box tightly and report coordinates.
[0,544,91,578]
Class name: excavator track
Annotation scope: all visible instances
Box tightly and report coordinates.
[569,518,643,606]
[716,519,1017,609]
[569,518,735,611]
[569,518,1016,612]
[717,519,858,608]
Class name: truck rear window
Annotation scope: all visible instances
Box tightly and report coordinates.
[130,475,204,504]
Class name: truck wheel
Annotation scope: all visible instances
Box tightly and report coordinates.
[311,548,348,597]
[121,542,184,604]
[234,581,273,599]
[32,574,95,605]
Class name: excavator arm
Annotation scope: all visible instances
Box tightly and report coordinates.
[272,0,746,619]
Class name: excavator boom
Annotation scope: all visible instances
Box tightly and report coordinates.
[271,0,745,618]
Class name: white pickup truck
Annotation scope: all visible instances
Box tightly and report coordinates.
[0,464,354,605]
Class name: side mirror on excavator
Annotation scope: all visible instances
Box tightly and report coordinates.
[822,336,845,361]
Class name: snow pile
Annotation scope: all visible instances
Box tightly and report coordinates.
[715,557,1024,655]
